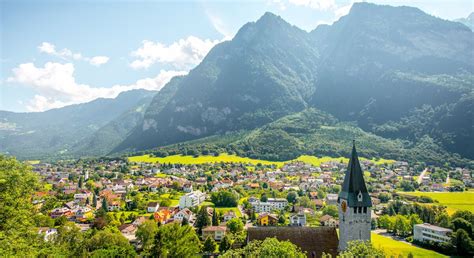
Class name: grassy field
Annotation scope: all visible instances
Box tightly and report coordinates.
[128,154,286,167]
[400,191,474,214]
[371,233,447,257]
[128,153,395,167]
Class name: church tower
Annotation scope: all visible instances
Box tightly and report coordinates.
[338,141,372,250]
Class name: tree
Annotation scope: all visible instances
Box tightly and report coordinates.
[452,218,473,237]
[221,238,305,257]
[378,193,391,203]
[151,222,201,257]
[203,236,216,254]
[452,229,474,255]
[260,193,268,202]
[219,235,231,253]
[211,190,239,207]
[435,212,451,228]
[227,218,244,234]
[86,228,136,256]
[136,220,159,254]
[278,210,286,225]
[92,194,98,208]
[195,206,210,234]
[322,205,338,218]
[212,208,219,226]
[78,176,83,189]
[340,241,385,257]
[101,198,108,212]
[287,191,297,203]
[298,196,315,209]
[393,215,411,237]
[0,156,42,256]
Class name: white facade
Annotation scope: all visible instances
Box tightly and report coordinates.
[250,198,288,213]
[179,191,206,209]
[413,223,452,244]
[290,212,307,226]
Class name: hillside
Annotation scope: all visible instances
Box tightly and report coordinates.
[118,3,474,162]
[0,89,155,159]
[140,108,471,166]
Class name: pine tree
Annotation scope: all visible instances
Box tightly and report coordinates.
[101,198,108,212]
[195,206,210,235]
[78,176,83,188]
[212,208,219,226]
[219,235,231,253]
[203,236,216,254]
[93,194,97,208]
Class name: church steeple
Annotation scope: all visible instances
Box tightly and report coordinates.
[337,141,373,251]
[338,140,372,207]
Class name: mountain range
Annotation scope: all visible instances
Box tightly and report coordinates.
[1,3,473,165]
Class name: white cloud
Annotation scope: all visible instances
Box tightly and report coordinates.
[288,0,336,10]
[206,11,234,40]
[7,62,186,112]
[130,36,221,70]
[89,56,110,66]
[38,42,110,66]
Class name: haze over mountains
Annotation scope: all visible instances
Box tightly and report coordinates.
[1,3,473,164]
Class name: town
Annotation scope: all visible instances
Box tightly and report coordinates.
[27,147,473,257]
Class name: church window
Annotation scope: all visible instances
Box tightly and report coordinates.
[353,207,357,213]
[363,207,367,213]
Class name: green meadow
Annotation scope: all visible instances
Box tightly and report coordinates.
[371,233,447,257]
[128,153,395,168]
[400,191,474,214]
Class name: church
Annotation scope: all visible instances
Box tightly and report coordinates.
[247,141,372,257]
[337,140,372,250]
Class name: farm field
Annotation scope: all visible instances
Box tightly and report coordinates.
[128,153,395,167]
[371,233,447,257]
[400,191,474,214]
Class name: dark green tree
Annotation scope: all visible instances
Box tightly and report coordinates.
[219,235,231,253]
[203,236,216,254]
[212,208,219,226]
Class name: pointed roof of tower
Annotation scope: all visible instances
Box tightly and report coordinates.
[338,140,372,207]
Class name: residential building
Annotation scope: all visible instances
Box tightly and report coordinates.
[223,211,236,222]
[320,215,338,227]
[202,226,227,241]
[290,212,307,226]
[257,213,278,226]
[147,202,160,213]
[179,191,206,209]
[413,223,452,244]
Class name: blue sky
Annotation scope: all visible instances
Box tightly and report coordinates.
[1,0,473,112]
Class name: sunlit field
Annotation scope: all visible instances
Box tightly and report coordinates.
[400,191,474,214]
[371,233,447,257]
[128,153,395,167]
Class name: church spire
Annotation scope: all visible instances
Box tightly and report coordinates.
[338,141,372,207]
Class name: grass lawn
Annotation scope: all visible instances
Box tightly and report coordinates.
[215,207,242,217]
[371,233,447,257]
[400,191,474,214]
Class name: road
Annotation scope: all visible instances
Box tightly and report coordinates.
[417,168,428,184]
